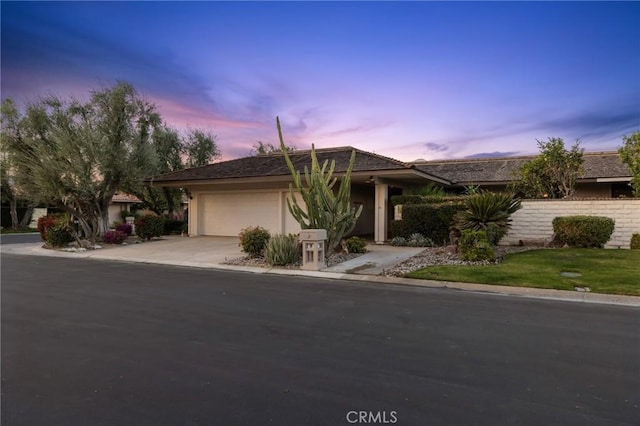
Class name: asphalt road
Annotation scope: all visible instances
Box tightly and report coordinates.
[2,254,638,426]
[0,233,41,245]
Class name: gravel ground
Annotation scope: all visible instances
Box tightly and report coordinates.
[381,245,545,277]
[223,252,364,269]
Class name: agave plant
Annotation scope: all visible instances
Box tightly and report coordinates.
[454,191,522,245]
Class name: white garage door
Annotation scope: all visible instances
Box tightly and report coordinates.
[199,192,282,236]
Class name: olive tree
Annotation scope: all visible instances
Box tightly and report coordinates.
[618,130,640,197]
[1,82,160,240]
[511,138,584,198]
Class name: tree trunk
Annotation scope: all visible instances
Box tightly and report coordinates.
[164,187,176,216]
[19,206,34,229]
[9,197,19,229]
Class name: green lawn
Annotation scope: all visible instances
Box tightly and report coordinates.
[407,249,640,296]
[0,228,38,234]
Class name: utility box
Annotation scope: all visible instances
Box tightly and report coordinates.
[300,229,327,271]
[126,216,136,235]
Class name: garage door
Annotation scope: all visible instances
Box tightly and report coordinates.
[198,192,281,236]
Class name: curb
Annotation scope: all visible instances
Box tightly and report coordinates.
[2,243,639,307]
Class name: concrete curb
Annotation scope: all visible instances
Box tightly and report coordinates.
[2,243,639,307]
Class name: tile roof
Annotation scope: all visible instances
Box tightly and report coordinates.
[413,151,631,184]
[112,193,142,203]
[149,146,418,183]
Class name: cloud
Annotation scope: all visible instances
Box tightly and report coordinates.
[424,142,449,153]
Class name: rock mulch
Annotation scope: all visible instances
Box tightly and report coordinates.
[223,252,364,269]
[381,246,544,277]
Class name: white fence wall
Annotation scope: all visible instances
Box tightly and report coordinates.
[503,199,640,249]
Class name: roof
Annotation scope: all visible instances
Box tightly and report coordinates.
[413,151,631,185]
[148,146,425,184]
[112,193,142,203]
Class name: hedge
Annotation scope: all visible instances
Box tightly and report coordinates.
[390,201,466,245]
[552,215,615,248]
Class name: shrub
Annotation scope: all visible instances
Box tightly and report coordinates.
[239,226,271,257]
[453,191,522,245]
[552,216,615,248]
[631,234,640,249]
[390,201,466,245]
[390,236,408,246]
[407,233,435,247]
[120,210,139,221]
[264,233,299,266]
[115,223,132,236]
[103,230,128,244]
[37,215,59,241]
[45,224,74,247]
[162,217,184,235]
[134,215,164,241]
[458,229,496,262]
[345,236,367,253]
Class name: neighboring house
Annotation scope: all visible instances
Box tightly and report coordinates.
[108,193,142,225]
[147,148,633,243]
[147,147,449,243]
[413,151,633,198]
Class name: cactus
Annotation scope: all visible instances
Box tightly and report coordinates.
[277,117,362,255]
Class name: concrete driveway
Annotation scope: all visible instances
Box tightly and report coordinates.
[0,235,422,275]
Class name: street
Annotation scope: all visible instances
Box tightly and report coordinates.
[2,253,638,426]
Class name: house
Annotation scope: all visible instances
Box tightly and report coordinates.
[147,147,449,243]
[413,151,633,198]
[147,148,633,243]
[108,193,143,225]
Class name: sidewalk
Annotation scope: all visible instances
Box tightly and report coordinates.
[2,236,638,307]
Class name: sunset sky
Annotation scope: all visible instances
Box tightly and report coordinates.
[2,1,639,161]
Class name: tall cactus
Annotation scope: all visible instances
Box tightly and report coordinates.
[277,117,362,255]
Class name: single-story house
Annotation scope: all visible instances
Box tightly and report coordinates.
[147,148,632,243]
[147,147,450,243]
[413,151,633,198]
[108,193,143,225]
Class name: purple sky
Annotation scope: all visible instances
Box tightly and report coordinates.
[2,1,639,162]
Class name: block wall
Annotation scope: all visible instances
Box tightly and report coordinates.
[503,199,640,249]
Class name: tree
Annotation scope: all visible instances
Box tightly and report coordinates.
[277,117,362,255]
[618,131,640,197]
[510,138,584,198]
[1,99,36,229]
[1,82,160,240]
[184,129,220,168]
[137,127,220,215]
[251,140,296,155]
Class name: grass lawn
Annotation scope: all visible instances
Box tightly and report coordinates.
[0,228,38,234]
[407,248,640,296]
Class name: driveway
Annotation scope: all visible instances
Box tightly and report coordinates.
[0,235,423,275]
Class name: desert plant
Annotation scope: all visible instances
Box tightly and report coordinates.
[264,233,299,266]
[103,230,128,244]
[453,191,522,245]
[345,236,367,253]
[552,216,615,248]
[404,183,446,197]
[458,229,496,262]
[278,117,362,256]
[239,226,271,257]
[134,214,164,241]
[631,233,640,249]
[407,233,435,247]
[390,236,408,246]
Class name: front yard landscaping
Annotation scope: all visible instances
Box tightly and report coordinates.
[407,248,640,296]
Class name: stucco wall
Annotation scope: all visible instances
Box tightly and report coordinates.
[503,199,640,248]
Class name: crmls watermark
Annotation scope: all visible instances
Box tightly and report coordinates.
[346,411,398,424]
